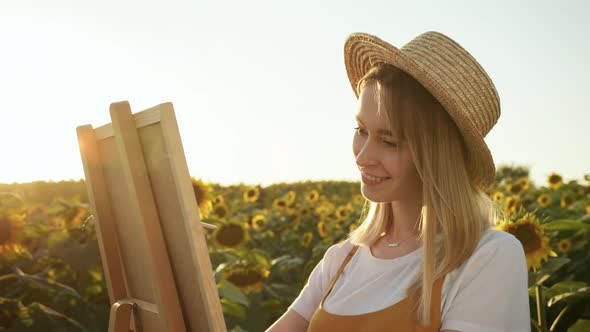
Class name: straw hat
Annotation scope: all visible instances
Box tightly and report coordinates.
[344,31,500,191]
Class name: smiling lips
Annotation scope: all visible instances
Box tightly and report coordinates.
[361,172,391,185]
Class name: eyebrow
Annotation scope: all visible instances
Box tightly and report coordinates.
[355,115,395,136]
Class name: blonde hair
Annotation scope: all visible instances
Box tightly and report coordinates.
[346,63,504,326]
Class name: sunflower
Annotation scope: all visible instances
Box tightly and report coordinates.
[578,186,590,197]
[557,239,572,253]
[537,194,552,208]
[243,187,260,203]
[333,219,346,233]
[286,212,302,229]
[493,213,557,270]
[285,191,296,206]
[0,209,26,257]
[213,195,225,206]
[335,205,350,221]
[301,232,313,247]
[586,204,590,215]
[492,191,504,204]
[0,243,29,267]
[221,261,270,295]
[585,174,590,183]
[300,207,311,218]
[212,203,229,219]
[273,198,288,210]
[349,223,358,233]
[325,212,338,223]
[64,207,88,228]
[211,221,248,249]
[306,190,320,204]
[315,201,335,216]
[507,182,526,197]
[317,220,329,239]
[504,196,523,214]
[191,178,213,218]
[560,193,575,208]
[251,215,268,231]
[352,194,365,205]
[516,177,531,191]
[547,173,563,190]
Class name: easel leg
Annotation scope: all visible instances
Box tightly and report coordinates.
[109,299,143,332]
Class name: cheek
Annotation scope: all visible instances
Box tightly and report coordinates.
[399,153,420,181]
[381,152,409,175]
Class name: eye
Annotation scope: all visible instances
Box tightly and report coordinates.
[383,141,398,147]
[354,127,397,147]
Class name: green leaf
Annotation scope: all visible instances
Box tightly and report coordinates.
[548,286,590,307]
[217,279,249,306]
[262,284,280,298]
[214,262,230,284]
[0,192,25,209]
[220,297,247,320]
[48,236,101,272]
[568,319,590,332]
[529,257,570,286]
[546,281,588,300]
[17,301,33,328]
[248,248,271,269]
[271,255,291,266]
[13,267,80,298]
[260,298,282,309]
[265,283,294,299]
[544,219,590,232]
[271,255,304,272]
[28,302,89,332]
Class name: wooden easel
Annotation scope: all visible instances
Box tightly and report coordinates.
[76,101,227,332]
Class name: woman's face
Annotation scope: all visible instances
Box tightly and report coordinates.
[352,82,422,203]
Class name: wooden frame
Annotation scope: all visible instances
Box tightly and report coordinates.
[76,101,227,332]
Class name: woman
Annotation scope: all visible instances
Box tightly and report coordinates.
[267,31,530,332]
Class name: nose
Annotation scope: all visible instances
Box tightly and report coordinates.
[354,138,379,169]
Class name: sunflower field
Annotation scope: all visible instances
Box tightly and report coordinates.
[0,165,589,331]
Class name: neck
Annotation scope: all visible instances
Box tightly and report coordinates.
[386,200,423,241]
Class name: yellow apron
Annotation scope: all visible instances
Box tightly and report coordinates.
[307,245,446,332]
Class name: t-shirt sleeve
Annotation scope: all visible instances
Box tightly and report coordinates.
[288,243,344,322]
[441,235,531,332]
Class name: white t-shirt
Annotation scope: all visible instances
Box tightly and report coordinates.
[289,228,531,332]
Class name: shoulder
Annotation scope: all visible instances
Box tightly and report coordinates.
[440,229,531,331]
[322,239,356,274]
[475,228,524,258]
[449,228,525,280]
[325,238,356,261]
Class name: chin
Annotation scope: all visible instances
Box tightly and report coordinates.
[360,189,395,203]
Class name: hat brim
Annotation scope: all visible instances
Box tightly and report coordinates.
[344,33,495,190]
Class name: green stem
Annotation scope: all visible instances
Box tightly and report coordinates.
[0,273,17,282]
[531,318,542,332]
[536,284,548,332]
[549,305,568,332]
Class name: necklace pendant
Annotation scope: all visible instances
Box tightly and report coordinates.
[387,243,400,247]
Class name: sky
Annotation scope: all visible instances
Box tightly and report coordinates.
[1,0,588,188]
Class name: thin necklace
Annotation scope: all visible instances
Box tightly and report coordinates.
[384,232,419,247]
